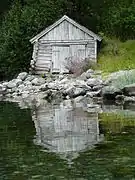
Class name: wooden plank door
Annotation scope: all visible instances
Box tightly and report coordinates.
[52,46,70,73]
[59,46,70,73]
[52,46,60,72]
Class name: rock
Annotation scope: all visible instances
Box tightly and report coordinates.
[87,78,102,87]
[79,72,87,81]
[74,96,84,102]
[11,87,17,93]
[74,88,86,97]
[104,69,135,87]
[31,77,45,86]
[65,86,75,97]
[59,77,69,84]
[86,90,101,98]
[123,83,135,96]
[93,85,103,91]
[58,74,65,81]
[24,81,32,86]
[86,104,102,113]
[17,72,28,81]
[66,95,70,100]
[92,97,103,104]
[63,100,73,108]
[87,104,100,108]
[25,75,35,82]
[40,84,48,91]
[7,79,22,89]
[65,86,86,98]
[48,82,58,90]
[0,84,6,95]
[104,70,128,85]
[22,91,30,99]
[12,92,18,97]
[2,82,8,88]
[115,95,125,101]
[79,69,94,80]
[124,96,135,102]
[86,69,94,75]
[102,86,122,99]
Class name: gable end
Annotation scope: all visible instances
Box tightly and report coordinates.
[30,15,102,43]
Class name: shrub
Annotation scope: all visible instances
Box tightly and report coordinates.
[65,56,97,76]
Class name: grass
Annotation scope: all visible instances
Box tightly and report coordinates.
[99,112,135,134]
[98,39,135,73]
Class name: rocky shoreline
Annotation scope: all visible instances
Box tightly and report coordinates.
[0,69,135,110]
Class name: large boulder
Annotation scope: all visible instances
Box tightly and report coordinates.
[65,86,86,98]
[87,78,103,87]
[7,79,22,89]
[17,72,28,81]
[104,69,135,88]
[102,85,122,100]
[123,83,135,96]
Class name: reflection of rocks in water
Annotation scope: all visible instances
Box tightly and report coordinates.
[32,102,104,160]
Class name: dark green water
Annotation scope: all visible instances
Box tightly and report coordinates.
[1,101,135,180]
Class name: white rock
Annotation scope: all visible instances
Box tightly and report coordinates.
[85,69,94,79]
[18,84,25,90]
[87,78,103,87]
[40,84,48,91]
[31,77,45,86]
[59,77,69,84]
[25,75,35,82]
[17,72,28,81]
[22,91,30,99]
[24,81,32,86]
[86,90,101,98]
[7,79,22,89]
[0,84,6,94]
[74,96,84,102]
[124,96,135,102]
[66,86,86,97]
[2,82,8,87]
[74,88,86,97]
[48,82,57,89]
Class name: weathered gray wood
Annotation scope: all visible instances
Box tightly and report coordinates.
[39,21,94,42]
[30,15,102,43]
[32,103,103,155]
[30,16,100,74]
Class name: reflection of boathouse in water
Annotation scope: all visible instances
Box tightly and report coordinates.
[32,102,103,159]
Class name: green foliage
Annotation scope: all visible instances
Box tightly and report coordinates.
[0,0,135,79]
[98,39,135,73]
[99,112,135,134]
[0,0,65,80]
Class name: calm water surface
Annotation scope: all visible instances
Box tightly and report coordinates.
[0,101,135,180]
